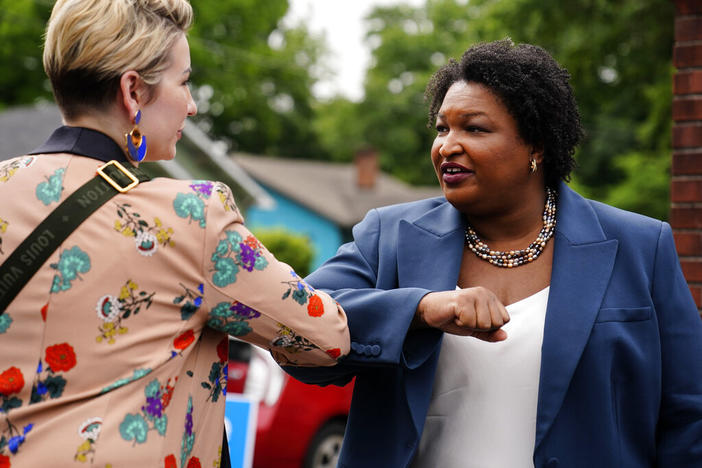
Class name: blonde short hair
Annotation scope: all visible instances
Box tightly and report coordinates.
[43,0,193,119]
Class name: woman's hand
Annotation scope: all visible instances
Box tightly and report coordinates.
[414,287,510,342]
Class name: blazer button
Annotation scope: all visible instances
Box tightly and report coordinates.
[545,457,559,467]
[370,345,381,356]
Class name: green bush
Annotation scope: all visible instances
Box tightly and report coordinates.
[253,228,315,277]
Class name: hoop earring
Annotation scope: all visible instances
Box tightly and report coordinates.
[529,158,537,174]
[125,110,147,162]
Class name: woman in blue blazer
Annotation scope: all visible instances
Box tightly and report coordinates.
[286,39,702,468]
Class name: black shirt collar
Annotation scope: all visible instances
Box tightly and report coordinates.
[29,126,129,164]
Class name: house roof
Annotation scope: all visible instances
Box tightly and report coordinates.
[0,101,62,160]
[233,154,443,228]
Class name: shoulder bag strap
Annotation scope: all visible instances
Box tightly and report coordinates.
[0,160,151,312]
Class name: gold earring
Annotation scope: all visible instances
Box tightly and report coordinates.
[529,158,537,174]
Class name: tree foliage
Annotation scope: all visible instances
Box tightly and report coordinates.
[253,228,315,277]
[0,0,676,220]
[0,0,54,110]
[313,0,674,219]
[188,0,327,159]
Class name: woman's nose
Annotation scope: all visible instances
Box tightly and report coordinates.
[439,131,462,157]
[187,90,197,116]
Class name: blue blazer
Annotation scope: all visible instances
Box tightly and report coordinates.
[285,183,702,468]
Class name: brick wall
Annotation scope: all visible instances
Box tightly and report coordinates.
[671,0,702,311]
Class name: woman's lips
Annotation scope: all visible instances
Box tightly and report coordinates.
[440,162,473,184]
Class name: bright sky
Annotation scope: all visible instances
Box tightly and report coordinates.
[285,0,424,101]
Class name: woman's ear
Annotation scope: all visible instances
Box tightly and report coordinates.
[119,71,145,121]
[531,145,544,164]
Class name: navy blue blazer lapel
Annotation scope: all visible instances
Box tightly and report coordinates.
[397,199,465,290]
[535,183,618,450]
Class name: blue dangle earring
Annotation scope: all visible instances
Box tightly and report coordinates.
[125,110,147,162]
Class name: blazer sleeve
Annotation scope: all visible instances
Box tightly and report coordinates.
[653,222,702,466]
[284,208,439,387]
[200,182,349,367]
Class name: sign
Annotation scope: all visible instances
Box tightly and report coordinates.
[224,395,258,468]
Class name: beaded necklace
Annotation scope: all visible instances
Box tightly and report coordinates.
[464,187,557,268]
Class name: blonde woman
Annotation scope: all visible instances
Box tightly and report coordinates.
[0,1,348,466]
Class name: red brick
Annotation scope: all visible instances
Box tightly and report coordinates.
[676,17,702,41]
[673,151,702,175]
[674,0,702,14]
[671,207,702,228]
[673,97,702,122]
[672,179,702,202]
[674,231,702,255]
[675,70,702,95]
[674,44,702,68]
[688,285,702,309]
[681,260,702,282]
[673,123,702,148]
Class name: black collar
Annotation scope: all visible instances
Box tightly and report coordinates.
[29,126,129,164]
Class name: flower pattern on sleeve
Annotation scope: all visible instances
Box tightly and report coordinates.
[210,231,268,287]
[35,168,65,205]
[213,182,241,215]
[173,181,212,228]
[50,246,91,293]
[113,203,176,256]
[270,325,320,355]
[281,271,325,317]
[95,280,155,344]
[207,301,260,337]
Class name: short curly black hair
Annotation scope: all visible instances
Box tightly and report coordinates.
[425,39,583,187]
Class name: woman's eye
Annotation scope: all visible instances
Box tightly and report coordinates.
[466,126,486,133]
[435,125,448,133]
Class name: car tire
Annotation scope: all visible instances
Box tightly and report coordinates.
[303,419,346,468]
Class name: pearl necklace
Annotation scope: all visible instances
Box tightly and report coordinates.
[464,187,557,268]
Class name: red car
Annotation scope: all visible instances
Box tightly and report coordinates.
[227,339,353,468]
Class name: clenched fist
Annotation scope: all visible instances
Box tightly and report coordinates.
[414,287,510,342]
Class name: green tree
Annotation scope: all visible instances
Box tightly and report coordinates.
[314,0,674,219]
[0,0,54,110]
[188,0,327,159]
[253,228,315,277]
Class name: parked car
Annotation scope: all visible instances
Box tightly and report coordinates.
[227,339,354,468]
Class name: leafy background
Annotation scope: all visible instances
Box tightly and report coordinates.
[0,0,675,221]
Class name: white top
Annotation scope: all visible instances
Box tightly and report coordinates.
[411,287,550,468]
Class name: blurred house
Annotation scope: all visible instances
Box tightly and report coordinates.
[234,149,442,268]
[0,102,272,212]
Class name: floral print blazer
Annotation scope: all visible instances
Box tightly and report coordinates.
[0,127,349,468]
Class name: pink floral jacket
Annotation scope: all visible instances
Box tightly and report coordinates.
[0,128,349,467]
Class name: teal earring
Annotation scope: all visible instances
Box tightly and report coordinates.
[125,110,147,162]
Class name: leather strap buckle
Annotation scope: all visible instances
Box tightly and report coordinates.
[97,160,139,193]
